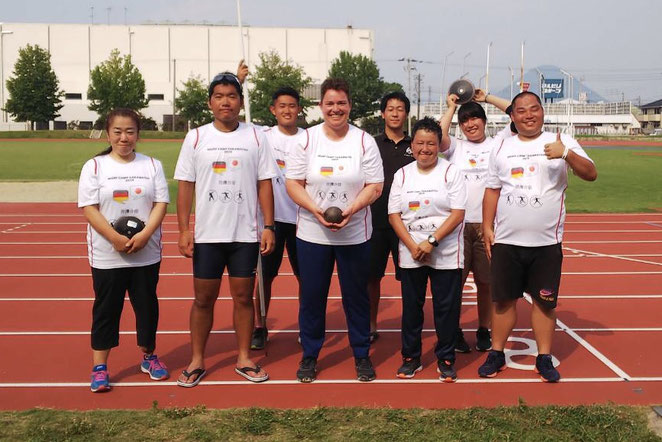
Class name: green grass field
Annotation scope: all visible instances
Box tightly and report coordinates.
[1,139,661,212]
[0,404,659,441]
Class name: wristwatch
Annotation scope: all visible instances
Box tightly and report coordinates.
[427,235,439,247]
[264,225,276,232]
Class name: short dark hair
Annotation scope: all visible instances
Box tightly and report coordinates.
[457,102,487,124]
[320,78,351,102]
[208,72,243,99]
[510,91,542,109]
[412,117,442,144]
[380,91,410,114]
[96,108,141,156]
[272,86,300,104]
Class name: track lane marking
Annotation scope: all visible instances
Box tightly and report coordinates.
[564,246,662,267]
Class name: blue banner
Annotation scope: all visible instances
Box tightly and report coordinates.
[541,79,564,99]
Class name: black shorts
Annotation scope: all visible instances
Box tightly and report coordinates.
[261,221,299,279]
[490,243,563,309]
[369,227,402,280]
[193,242,259,278]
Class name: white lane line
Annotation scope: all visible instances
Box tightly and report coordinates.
[0,223,29,234]
[3,327,661,336]
[0,377,628,388]
[3,271,662,277]
[522,294,631,380]
[646,222,662,229]
[2,254,662,260]
[561,294,662,299]
[5,240,661,245]
[565,240,662,244]
[564,246,662,267]
[6,229,662,235]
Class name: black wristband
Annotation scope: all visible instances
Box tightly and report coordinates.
[264,225,275,231]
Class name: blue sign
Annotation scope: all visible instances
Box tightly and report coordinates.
[542,79,564,99]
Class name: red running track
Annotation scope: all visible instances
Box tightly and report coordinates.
[1,202,662,409]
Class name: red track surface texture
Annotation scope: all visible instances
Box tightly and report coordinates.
[1,203,662,409]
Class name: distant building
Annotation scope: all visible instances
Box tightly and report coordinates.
[637,99,662,131]
[0,22,374,130]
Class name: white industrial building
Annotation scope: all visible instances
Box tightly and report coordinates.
[0,22,374,129]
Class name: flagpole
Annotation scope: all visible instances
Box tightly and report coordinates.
[236,0,251,123]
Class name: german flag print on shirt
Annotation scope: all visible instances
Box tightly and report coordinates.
[276,159,286,169]
[320,166,333,176]
[511,167,524,178]
[408,201,420,211]
[212,161,226,174]
[113,190,129,203]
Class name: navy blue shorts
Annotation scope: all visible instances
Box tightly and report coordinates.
[193,242,259,279]
[368,227,402,280]
[261,221,299,279]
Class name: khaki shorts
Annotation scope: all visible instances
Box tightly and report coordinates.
[462,223,490,285]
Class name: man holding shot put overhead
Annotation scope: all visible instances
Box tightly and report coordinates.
[286,78,384,383]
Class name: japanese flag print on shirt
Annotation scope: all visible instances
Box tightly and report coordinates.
[78,153,170,269]
[388,159,467,270]
[485,131,594,246]
[286,124,384,246]
[174,122,277,243]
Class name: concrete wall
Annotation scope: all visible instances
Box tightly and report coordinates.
[0,23,373,128]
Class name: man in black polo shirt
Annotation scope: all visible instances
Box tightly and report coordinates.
[368,91,415,342]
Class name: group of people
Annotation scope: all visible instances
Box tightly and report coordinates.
[78,61,597,392]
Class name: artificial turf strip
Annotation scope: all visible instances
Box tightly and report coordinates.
[0,404,659,441]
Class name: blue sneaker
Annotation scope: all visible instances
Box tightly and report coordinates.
[90,365,111,392]
[535,354,561,383]
[478,350,506,378]
[140,354,169,380]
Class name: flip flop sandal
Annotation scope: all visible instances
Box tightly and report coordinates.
[235,365,269,383]
[176,368,206,388]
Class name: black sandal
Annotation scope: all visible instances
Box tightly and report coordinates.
[176,368,206,388]
[234,365,269,383]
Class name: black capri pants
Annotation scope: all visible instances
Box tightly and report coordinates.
[90,262,161,351]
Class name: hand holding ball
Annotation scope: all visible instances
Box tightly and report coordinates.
[323,206,345,224]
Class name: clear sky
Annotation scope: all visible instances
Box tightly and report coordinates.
[3,0,661,104]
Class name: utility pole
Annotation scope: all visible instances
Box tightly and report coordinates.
[399,57,421,133]
[90,6,94,24]
[415,73,422,121]
[106,7,111,25]
[440,50,454,120]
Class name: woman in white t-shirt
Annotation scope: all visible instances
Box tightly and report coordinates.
[388,117,466,382]
[286,78,384,383]
[78,109,169,393]
[439,89,511,353]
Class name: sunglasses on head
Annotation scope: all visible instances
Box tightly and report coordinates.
[211,73,241,86]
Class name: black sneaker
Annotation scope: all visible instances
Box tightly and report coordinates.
[396,357,422,379]
[475,327,492,352]
[355,357,376,382]
[250,327,267,350]
[437,360,457,383]
[454,328,471,353]
[296,357,317,383]
[478,350,506,378]
[535,354,561,383]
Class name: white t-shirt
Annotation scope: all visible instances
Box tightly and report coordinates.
[173,122,277,243]
[286,124,384,245]
[443,126,512,223]
[485,131,594,246]
[388,159,467,270]
[78,153,170,269]
[263,125,302,224]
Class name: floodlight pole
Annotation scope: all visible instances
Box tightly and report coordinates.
[440,50,453,120]
[535,68,545,103]
[462,52,471,78]
[172,58,176,131]
[485,42,492,93]
[236,0,251,123]
[520,41,525,92]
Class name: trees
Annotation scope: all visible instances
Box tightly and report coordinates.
[5,44,63,127]
[175,76,213,129]
[328,51,386,124]
[249,50,313,126]
[87,49,148,124]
